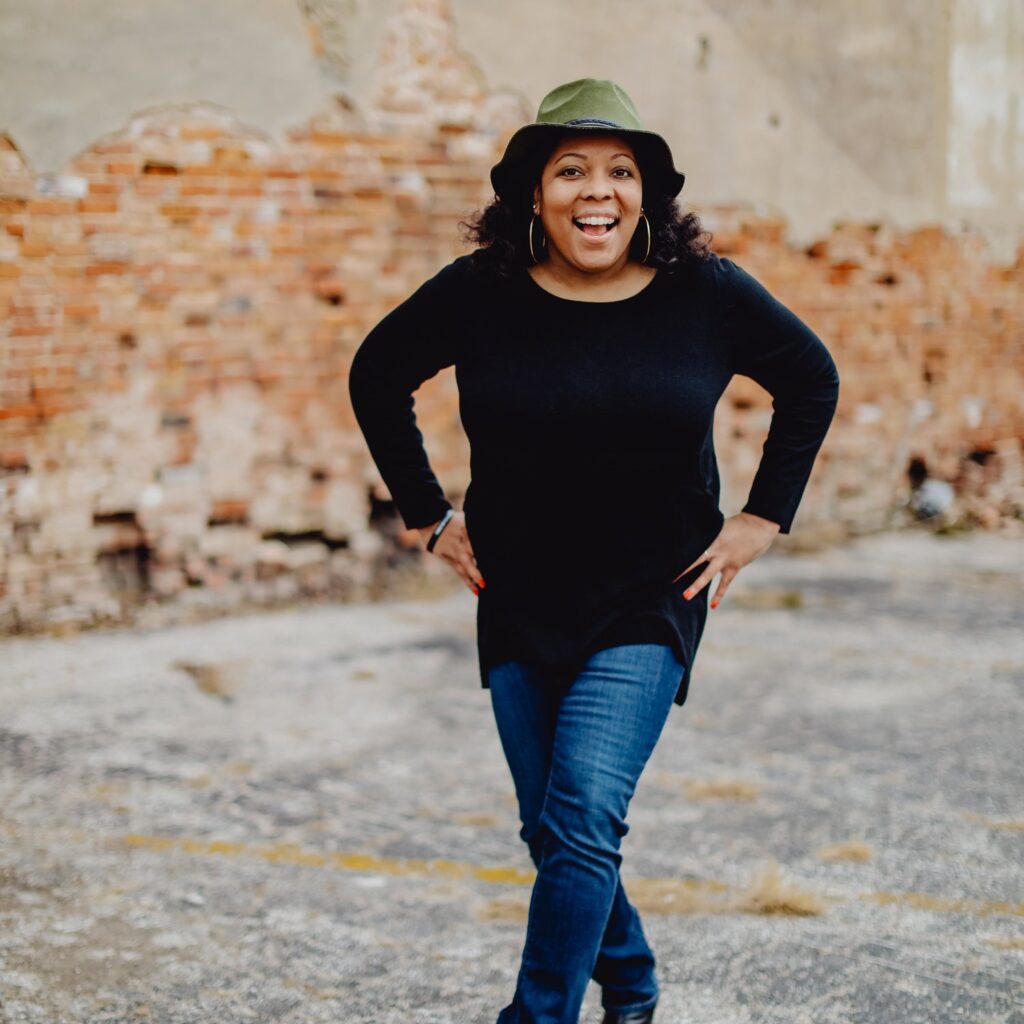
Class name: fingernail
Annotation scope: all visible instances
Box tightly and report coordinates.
[711,600,718,609]
[683,590,692,600]
[479,578,486,589]
[472,587,479,596]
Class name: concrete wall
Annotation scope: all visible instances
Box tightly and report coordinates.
[946,0,1024,240]
[0,0,329,174]
[2,0,1021,260]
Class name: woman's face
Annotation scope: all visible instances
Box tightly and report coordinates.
[532,134,644,277]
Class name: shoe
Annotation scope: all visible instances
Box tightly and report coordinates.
[601,1003,656,1024]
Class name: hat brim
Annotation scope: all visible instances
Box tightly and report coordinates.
[490,122,685,201]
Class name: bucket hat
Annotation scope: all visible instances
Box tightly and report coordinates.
[490,78,685,202]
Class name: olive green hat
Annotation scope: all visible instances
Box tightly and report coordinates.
[490,78,685,201]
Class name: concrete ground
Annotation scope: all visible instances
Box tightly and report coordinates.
[1,528,1022,1024]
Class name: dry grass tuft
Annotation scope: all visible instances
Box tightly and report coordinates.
[476,897,529,922]
[627,860,825,917]
[984,936,1024,949]
[729,859,826,916]
[627,876,733,915]
[730,587,804,610]
[454,813,502,827]
[684,778,760,800]
[863,890,1024,916]
[964,811,1024,831]
[816,840,873,862]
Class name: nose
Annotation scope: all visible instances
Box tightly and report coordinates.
[580,176,613,200]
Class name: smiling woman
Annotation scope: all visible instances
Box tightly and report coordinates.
[461,90,710,285]
[348,78,840,1024]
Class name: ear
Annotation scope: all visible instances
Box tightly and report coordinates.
[532,183,541,210]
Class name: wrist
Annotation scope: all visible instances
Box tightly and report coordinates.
[423,508,456,552]
[739,510,781,532]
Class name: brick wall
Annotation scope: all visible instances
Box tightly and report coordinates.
[1,3,1021,633]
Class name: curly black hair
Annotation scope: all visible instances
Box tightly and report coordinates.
[460,135,713,277]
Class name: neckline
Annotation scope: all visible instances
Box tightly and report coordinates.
[523,267,662,305]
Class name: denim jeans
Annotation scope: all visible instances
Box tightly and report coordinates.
[489,643,685,1024]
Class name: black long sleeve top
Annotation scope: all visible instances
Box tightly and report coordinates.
[348,250,840,706]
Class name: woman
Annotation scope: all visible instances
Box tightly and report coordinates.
[348,78,840,1024]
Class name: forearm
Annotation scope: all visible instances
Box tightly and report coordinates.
[347,269,461,530]
[740,370,840,533]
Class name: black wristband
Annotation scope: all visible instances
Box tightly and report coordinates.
[425,508,455,553]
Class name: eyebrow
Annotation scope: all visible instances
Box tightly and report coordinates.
[555,151,637,163]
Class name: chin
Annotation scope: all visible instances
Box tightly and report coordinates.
[573,251,627,273]
[561,238,624,263]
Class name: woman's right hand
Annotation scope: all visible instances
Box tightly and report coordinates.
[417,511,486,596]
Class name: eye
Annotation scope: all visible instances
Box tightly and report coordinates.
[612,167,634,178]
[557,167,582,178]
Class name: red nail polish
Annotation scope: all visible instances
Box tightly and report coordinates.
[479,578,486,589]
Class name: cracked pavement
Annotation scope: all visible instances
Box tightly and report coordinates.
[1,528,1022,1023]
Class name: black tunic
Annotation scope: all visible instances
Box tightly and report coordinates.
[348,250,840,706]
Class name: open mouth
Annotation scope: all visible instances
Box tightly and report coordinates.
[573,216,619,237]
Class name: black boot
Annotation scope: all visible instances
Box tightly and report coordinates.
[601,1003,656,1024]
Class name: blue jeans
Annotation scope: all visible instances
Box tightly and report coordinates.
[489,643,685,1024]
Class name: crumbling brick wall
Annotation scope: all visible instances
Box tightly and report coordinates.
[1,2,1021,633]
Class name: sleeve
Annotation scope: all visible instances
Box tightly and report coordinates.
[347,258,467,531]
[716,256,841,534]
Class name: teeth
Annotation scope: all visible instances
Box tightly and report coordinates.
[575,216,617,226]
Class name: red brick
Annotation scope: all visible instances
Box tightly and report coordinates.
[25,198,78,215]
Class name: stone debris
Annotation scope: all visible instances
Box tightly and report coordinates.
[172,659,247,702]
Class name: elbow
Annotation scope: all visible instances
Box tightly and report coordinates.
[786,362,839,422]
[346,366,363,421]
[817,350,840,403]
[819,367,840,419]
[820,366,841,425]
[347,344,374,410]
[826,364,840,402]
[347,361,363,406]
[347,354,379,430]
[829,353,841,391]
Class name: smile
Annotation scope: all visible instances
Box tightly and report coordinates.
[573,215,619,236]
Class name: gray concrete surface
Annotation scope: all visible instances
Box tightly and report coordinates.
[1,528,1022,1023]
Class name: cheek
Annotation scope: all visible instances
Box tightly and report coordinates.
[620,184,644,210]
[541,181,577,212]
[545,220,577,252]
[540,204,576,240]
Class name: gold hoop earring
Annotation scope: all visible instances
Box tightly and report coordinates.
[639,210,652,264]
[528,213,546,265]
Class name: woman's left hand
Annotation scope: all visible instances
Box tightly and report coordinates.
[674,512,781,609]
